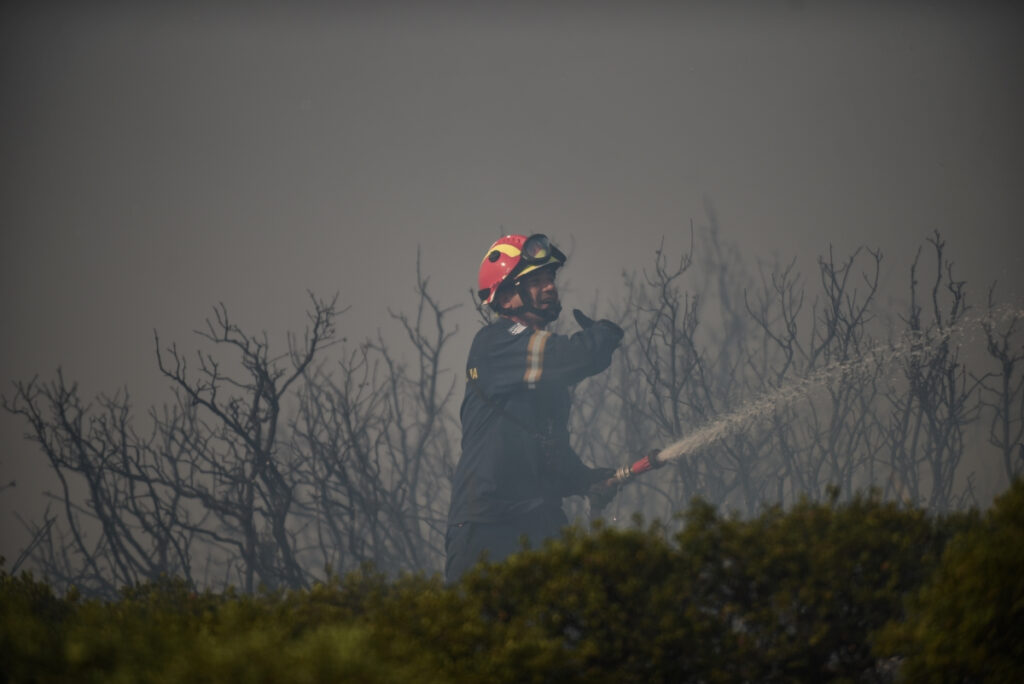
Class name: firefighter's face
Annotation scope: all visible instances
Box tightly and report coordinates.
[522,267,559,309]
[498,267,561,326]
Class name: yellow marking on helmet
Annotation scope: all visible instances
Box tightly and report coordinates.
[480,243,521,266]
[515,258,562,280]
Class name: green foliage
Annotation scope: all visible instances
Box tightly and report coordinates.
[429,495,963,683]
[453,521,718,682]
[673,493,965,681]
[0,567,445,684]
[876,478,1024,683]
[0,563,76,682]
[2,488,1018,682]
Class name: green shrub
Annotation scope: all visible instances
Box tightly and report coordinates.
[675,493,968,681]
[1,564,76,683]
[876,478,1024,682]
[444,521,706,683]
[417,494,962,683]
[1,490,1003,683]
[56,571,453,684]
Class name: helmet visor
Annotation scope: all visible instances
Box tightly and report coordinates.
[520,234,566,266]
[509,234,566,286]
[521,234,554,264]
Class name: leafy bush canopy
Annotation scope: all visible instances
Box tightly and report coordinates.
[875,477,1024,683]
[6,486,1020,683]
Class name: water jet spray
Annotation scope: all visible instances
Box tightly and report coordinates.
[603,303,1023,490]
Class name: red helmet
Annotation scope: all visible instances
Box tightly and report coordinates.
[477,234,566,307]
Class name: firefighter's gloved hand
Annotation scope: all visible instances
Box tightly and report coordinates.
[587,482,620,515]
[586,467,619,515]
[587,466,616,485]
[574,309,625,344]
[573,308,596,329]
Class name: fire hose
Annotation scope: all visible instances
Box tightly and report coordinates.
[586,448,668,514]
[602,447,668,489]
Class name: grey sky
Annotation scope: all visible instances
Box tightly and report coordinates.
[2,1,1022,561]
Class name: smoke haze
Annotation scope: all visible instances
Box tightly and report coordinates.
[2,1,1022,565]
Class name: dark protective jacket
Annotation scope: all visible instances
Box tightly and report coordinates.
[447,316,624,526]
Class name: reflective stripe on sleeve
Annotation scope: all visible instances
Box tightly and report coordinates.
[523,330,550,387]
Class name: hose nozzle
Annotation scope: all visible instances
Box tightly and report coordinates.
[604,448,667,487]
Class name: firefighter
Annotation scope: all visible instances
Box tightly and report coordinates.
[445,233,624,583]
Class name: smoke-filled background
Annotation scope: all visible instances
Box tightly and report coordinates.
[2,1,1022,585]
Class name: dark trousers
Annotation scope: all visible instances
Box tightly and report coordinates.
[445,505,567,584]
